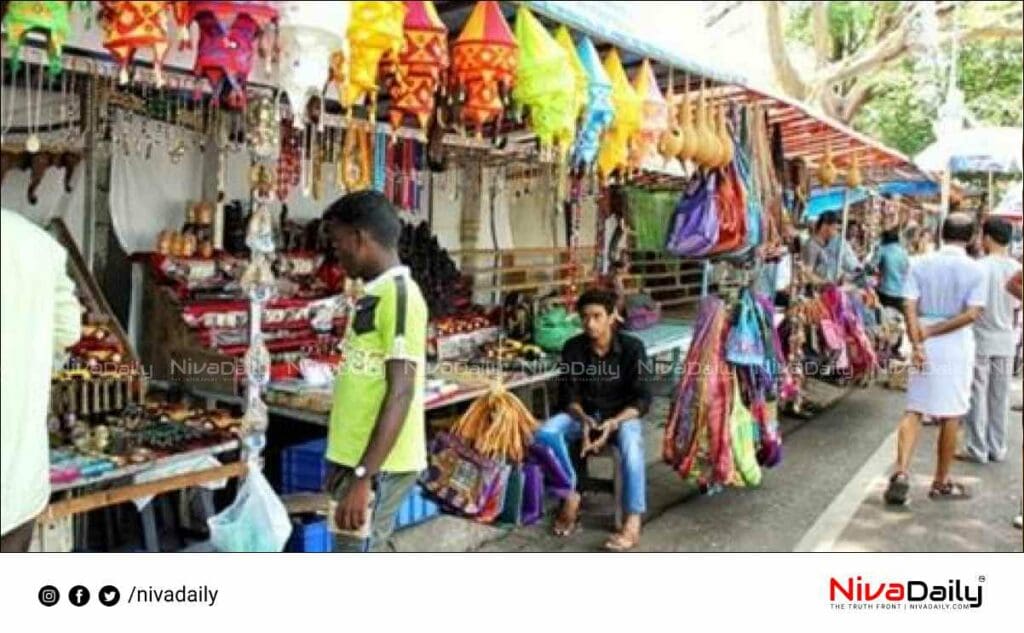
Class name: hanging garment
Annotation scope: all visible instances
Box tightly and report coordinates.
[727,371,762,487]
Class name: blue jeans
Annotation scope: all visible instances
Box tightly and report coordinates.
[535,412,647,515]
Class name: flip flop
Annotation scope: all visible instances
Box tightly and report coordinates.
[928,481,971,501]
[603,531,640,552]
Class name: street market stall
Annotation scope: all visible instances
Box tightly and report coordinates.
[2,0,935,551]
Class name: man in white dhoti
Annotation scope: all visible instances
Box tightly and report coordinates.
[884,214,988,505]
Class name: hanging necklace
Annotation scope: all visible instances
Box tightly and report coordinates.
[26,61,45,153]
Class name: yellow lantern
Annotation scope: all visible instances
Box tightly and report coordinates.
[344,1,406,117]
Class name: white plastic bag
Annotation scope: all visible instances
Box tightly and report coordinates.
[208,467,292,552]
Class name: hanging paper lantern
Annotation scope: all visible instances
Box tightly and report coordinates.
[185,1,279,110]
[343,1,405,114]
[98,2,188,86]
[381,1,448,131]
[597,48,642,178]
[451,0,517,136]
[572,36,613,169]
[3,1,79,75]
[512,6,575,153]
[631,59,668,169]
[276,1,349,128]
[554,26,587,122]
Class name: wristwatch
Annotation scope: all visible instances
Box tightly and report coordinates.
[353,465,368,479]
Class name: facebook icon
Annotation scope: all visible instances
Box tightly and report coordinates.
[69,585,90,607]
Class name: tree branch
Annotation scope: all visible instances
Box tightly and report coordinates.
[813,19,910,88]
[838,80,876,122]
[764,1,809,99]
[811,1,832,67]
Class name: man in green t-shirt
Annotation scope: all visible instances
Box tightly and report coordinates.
[322,191,428,552]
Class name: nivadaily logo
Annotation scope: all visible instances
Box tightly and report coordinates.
[829,576,984,610]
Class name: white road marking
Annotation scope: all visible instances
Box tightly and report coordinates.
[793,429,898,552]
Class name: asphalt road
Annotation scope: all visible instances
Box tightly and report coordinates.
[474,382,1024,553]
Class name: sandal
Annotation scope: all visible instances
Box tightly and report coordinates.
[883,472,910,506]
[603,530,640,552]
[928,481,971,501]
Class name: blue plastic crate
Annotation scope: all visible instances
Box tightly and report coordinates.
[285,515,331,553]
[394,483,440,531]
[281,438,328,493]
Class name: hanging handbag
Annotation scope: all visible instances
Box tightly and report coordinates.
[727,372,762,487]
[710,162,747,255]
[726,290,766,367]
[665,174,719,257]
[520,462,545,526]
[420,432,504,517]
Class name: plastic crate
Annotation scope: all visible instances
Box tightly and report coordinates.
[281,438,328,493]
[285,515,331,553]
[394,483,440,531]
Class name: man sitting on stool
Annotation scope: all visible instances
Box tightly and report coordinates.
[536,289,651,551]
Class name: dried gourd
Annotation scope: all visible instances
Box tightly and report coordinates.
[659,69,685,159]
[677,86,696,162]
[716,106,734,168]
[817,142,837,187]
[846,152,862,188]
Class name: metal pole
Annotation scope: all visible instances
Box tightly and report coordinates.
[939,169,951,240]
[987,170,993,216]
[81,71,98,272]
[836,188,850,281]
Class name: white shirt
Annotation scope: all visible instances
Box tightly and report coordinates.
[973,254,1022,357]
[1,210,81,535]
[902,243,988,319]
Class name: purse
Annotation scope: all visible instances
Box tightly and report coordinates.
[420,432,503,517]
[521,462,545,526]
[476,464,511,524]
[534,305,582,353]
[528,442,573,497]
[625,293,661,331]
[498,464,525,525]
[665,174,719,257]
[726,290,765,366]
[727,373,762,487]
[710,162,747,255]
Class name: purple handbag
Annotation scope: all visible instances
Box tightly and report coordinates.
[528,443,572,498]
[665,174,720,257]
[520,463,545,526]
[420,432,503,517]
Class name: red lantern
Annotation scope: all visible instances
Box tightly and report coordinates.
[382,1,449,131]
[183,1,279,109]
[450,1,517,136]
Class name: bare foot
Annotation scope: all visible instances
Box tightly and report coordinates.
[553,492,581,537]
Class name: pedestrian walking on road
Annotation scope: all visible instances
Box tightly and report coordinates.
[960,218,1021,465]
[885,213,988,506]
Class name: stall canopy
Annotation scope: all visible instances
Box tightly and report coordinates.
[803,181,942,219]
[915,126,1024,174]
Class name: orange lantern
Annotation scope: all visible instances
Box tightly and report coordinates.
[450,1,517,136]
[382,1,449,131]
[99,1,190,86]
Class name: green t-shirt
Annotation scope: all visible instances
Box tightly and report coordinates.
[326,266,427,473]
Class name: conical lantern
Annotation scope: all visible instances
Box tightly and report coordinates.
[3,1,79,75]
[185,1,280,109]
[381,1,449,131]
[554,26,587,122]
[631,59,667,169]
[277,1,349,128]
[572,36,613,169]
[512,6,575,153]
[99,2,189,86]
[343,1,405,115]
[451,0,518,136]
[597,48,640,178]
